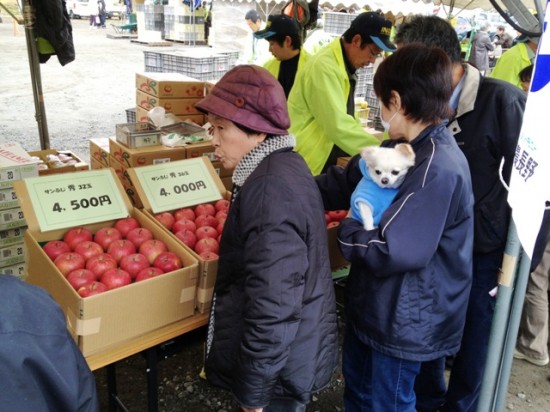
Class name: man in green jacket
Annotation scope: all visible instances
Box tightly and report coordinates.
[288,12,395,175]
[255,14,311,98]
[490,35,539,88]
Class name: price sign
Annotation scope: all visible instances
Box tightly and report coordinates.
[25,170,129,232]
[131,158,223,213]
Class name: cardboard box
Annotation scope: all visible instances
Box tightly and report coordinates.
[0,261,27,279]
[0,186,19,210]
[136,89,202,116]
[135,105,205,125]
[0,143,39,189]
[0,206,26,231]
[0,241,26,268]
[336,156,351,167]
[129,158,227,314]
[185,141,232,178]
[89,138,110,168]
[28,149,88,175]
[136,72,205,98]
[14,170,199,356]
[90,157,106,170]
[327,224,349,271]
[109,137,187,168]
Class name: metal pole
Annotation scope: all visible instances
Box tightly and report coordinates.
[477,220,522,411]
[23,0,50,149]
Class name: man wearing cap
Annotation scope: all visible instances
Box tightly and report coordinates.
[490,35,539,88]
[287,11,396,175]
[254,14,311,98]
[244,9,270,65]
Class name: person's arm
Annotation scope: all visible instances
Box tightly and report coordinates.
[315,154,363,210]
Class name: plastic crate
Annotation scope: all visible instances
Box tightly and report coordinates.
[143,51,163,71]
[125,107,136,123]
[323,12,356,36]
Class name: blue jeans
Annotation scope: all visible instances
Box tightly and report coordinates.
[415,251,502,412]
[343,326,421,412]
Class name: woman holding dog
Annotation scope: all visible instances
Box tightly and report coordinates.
[195,65,338,412]
[316,44,474,411]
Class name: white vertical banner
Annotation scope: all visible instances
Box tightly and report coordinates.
[508,4,550,259]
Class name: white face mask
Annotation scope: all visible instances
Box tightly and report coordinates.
[380,110,399,133]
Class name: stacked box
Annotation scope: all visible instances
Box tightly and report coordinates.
[28,149,89,175]
[163,4,206,44]
[89,138,110,170]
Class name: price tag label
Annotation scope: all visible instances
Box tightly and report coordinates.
[131,158,222,213]
[24,170,129,232]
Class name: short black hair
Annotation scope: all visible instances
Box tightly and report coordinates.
[265,31,302,49]
[374,44,453,124]
[394,15,462,64]
[519,64,534,83]
[245,9,261,23]
[342,21,375,47]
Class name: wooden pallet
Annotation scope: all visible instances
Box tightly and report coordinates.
[107,33,138,40]
[130,39,173,47]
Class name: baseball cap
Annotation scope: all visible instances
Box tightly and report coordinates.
[349,12,396,52]
[195,65,290,135]
[254,14,300,40]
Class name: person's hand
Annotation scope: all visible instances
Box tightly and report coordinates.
[241,407,262,412]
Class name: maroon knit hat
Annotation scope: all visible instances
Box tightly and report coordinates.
[195,65,290,135]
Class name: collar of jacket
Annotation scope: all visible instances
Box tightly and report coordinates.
[455,64,481,119]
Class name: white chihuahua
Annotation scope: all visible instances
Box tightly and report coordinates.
[351,143,415,230]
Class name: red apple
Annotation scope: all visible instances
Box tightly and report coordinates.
[328,210,348,222]
[114,217,141,237]
[135,267,164,282]
[67,269,97,290]
[78,281,108,298]
[153,251,183,273]
[195,214,218,229]
[195,237,219,255]
[325,212,332,224]
[198,251,219,261]
[74,241,104,261]
[139,239,168,264]
[43,240,71,260]
[214,199,230,212]
[63,227,93,250]
[327,221,340,229]
[86,253,118,278]
[126,227,154,248]
[100,268,132,290]
[107,239,137,263]
[172,218,197,234]
[119,253,151,279]
[54,252,86,276]
[215,210,228,221]
[154,212,175,230]
[94,227,122,251]
[216,221,225,235]
[194,203,216,217]
[195,226,218,240]
[175,229,197,249]
[174,208,195,221]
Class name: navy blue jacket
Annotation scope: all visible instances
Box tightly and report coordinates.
[317,124,474,361]
[206,148,339,407]
[0,275,98,411]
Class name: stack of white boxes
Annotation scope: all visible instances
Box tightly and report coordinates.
[0,143,39,278]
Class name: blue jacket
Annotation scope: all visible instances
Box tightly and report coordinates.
[316,124,474,361]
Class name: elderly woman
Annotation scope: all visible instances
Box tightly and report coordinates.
[316,44,475,410]
[195,65,338,412]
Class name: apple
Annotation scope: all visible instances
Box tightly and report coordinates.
[114,217,141,237]
[139,239,168,264]
[74,241,104,261]
[328,210,348,222]
[126,227,154,248]
[86,253,118,278]
[214,199,230,212]
[107,239,137,263]
[216,221,225,236]
[198,251,219,261]
[195,237,219,255]
[174,207,195,221]
[100,268,132,290]
[327,221,340,229]
[215,210,228,221]
[153,252,183,273]
[175,229,197,249]
[67,269,97,290]
[94,227,122,251]
[325,212,332,224]
[78,281,108,298]
[63,227,93,250]
[119,253,151,279]
[54,252,86,276]
[43,240,71,260]
[195,214,218,229]
[172,218,196,233]
[195,226,218,240]
[194,203,216,217]
[135,267,164,282]
[154,212,175,230]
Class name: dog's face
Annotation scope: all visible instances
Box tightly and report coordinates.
[360,144,416,189]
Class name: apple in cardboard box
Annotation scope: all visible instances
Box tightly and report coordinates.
[54,252,86,277]
[43,240,71,260]
[114,217,141,237]
[139,239,168,264]
[63,227,93,250]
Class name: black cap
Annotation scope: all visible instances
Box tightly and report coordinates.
[349,12,396,52]
[254,14,300,40]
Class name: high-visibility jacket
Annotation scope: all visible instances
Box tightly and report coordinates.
[490,42,533,88]
[263,48,311,80]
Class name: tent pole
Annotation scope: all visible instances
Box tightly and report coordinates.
[22,0,50,149]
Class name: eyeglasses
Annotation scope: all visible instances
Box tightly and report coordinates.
[368,44,384,59]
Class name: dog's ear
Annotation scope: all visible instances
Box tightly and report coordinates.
[395,143,415,165]
[360,146,378,163]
